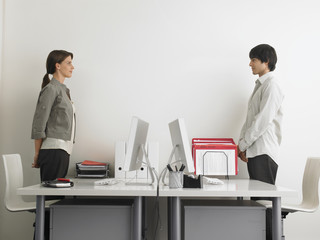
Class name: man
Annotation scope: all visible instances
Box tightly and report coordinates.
[238,44,284,240]
[238,44,283,184]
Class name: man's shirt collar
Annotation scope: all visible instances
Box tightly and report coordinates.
[257,71,273,85]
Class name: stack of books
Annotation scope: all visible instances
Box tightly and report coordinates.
[76,160,109,178]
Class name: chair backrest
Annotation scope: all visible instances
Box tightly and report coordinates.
[301,157,320,211]
[2,154,29,211]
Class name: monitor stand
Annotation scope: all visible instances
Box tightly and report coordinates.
[125,145,157,186]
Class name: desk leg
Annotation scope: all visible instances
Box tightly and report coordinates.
[168,198,172,240]
[133,196,142,240]
[35,195,45,240]
[272,197,281,240]
[169,197,181,240]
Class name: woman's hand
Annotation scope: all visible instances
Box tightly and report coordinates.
[32,154,40,168]
[32,139,43,168]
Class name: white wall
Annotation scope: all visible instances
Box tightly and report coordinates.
[0,0,4,238]
[1,0,320,239]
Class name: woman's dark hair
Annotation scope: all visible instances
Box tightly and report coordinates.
[42,50,73,89]
[249,44,277,71]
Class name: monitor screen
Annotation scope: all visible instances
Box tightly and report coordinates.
[169,118,195,173]
[123,117,149,172]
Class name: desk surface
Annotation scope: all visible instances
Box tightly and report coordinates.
[19,178,296,240]
[17,178,157,197]
[18,178,296,198]
[160,179,297,198]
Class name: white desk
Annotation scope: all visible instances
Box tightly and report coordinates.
[17,178,157,240]
[18,178,296,240]
[159,179,297,240]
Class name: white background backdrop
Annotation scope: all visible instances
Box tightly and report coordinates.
[1,0,320,239]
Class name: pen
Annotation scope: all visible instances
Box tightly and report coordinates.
[179,164,185,171]
[175,166,178,172]
[167,164,173,172]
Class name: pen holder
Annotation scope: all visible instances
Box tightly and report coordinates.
[169,171,183,188]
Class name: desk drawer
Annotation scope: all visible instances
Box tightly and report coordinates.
[182,200,266,240]
[50,198,133,240]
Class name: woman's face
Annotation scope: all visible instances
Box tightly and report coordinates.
[56,56,74,78]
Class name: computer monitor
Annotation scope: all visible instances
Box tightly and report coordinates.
[168,118,195,173]
[123,116,155,184]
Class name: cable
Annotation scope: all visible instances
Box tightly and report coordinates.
[151,167,161,240]
[152,162,181,239]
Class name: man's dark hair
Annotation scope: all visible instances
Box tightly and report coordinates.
[249,44,277,71]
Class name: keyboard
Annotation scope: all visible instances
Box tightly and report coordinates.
[94,178,118,185]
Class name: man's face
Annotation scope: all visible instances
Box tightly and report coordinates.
[249,58,269,77]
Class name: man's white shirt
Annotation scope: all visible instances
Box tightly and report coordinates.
[238,72,284,163]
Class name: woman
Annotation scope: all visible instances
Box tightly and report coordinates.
[31,50,76,182]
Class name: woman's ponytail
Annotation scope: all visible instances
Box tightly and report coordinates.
[42,73,50,89]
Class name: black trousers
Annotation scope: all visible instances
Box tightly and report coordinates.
[247,154,278,240]
[247,154,278,185]
[35,149,70,240]
[38,149,70,181]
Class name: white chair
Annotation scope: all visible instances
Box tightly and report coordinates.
[258,157,320,239]
[2,153,56,212]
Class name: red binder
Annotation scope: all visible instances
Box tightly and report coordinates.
[192,138,238,176]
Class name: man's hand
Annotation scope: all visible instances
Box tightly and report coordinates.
[239,151,248,162]
[237,145,248,163]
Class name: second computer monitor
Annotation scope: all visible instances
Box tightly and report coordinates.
[168,118,195,173]
[123,117,149,172]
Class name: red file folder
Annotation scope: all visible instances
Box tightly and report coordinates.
[192,138,238,176]
[81,160,107,166]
